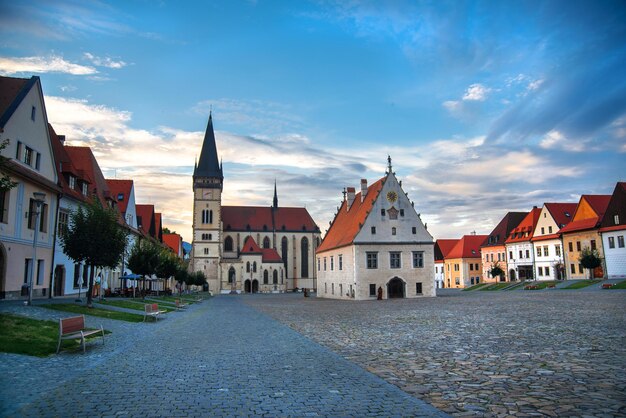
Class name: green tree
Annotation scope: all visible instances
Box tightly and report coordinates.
[193,271,207,288]
[60,198,127,307]
[174,265,190,294]
[127,239,161,278]
[490,262,504,281]
[579,247,602,280]
[156,249,181,292]
[0,139,18,192]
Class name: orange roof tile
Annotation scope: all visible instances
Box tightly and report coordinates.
[241,236,283,263]
[163,233,182,256]
[64,146,112,206]
[505,207,542,243]
[136,204,156,238]
[434,239,460,262]
[317,178,385,253]
[447,235,488,259]
[544,202,578,229]
[222,206,318,232]
[106,179,134,215]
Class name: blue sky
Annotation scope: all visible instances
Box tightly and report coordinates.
[1,0,625,242]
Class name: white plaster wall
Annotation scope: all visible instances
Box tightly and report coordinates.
[602,230,626,278]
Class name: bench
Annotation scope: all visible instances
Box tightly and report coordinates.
[144,303,167,322]
[524,285,539,290]
[175,299,187,310]
[602,283,614,289]
[57,315,104,354]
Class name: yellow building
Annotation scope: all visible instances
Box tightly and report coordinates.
[444,234,488,288]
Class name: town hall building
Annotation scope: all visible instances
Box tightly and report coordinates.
[190,114,320,294]
[316,158,436,300]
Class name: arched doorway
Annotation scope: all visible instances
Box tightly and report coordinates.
[228,267,236,285]
[387,277,405,298]
[54,265,65,296]
[244,279,251,293]
[252,280,259,293]
[509,269,516,281]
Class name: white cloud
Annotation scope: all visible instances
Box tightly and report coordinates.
[83,52,127,69]
[462,83,491,101]
[527,79,544,91]
[0,55,97,76]
[539,130,585,152]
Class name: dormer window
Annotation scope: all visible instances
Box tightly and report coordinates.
[615,215,620,225]
[81,183,88,196]
[117,193,124,201]
[69,176,76,190]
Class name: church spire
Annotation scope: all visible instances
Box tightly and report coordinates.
[193,111,223,182]
[273,180,278,209]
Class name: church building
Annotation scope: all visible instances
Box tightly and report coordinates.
[316,158,436,300]
[190,114,320,294]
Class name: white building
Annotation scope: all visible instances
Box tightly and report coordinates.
[316,158,435,300]
[531,203,576,281]
[504,207,541,281]
[0,76,60,300]
[600,182,626,279]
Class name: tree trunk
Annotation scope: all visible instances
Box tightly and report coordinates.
[86,264,95,308]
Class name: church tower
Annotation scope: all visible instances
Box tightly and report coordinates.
[192,112,223,292]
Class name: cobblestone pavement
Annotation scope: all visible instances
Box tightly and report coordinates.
[244,290,626,417]
[0,297,446,417]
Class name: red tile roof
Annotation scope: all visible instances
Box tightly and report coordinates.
[222,206,318,233]
[49,124,86,202]
[482,212,527,248]
[106,179,133,215]
[155,212,163,242]
[317,178,385,253]
[241,236,283,263]
[434,239,460,262]
[64,146,113,206]
[505,207,542,243]
[136,204,155,238]
[582,195,611,219]
[544,203,578,229]
[447,235,488,259]
[163,233,182,256]
[558,217,600,234]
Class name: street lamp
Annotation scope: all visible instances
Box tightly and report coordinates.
[27,191,46,306]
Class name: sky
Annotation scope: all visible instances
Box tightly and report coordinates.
[1,0,625,243]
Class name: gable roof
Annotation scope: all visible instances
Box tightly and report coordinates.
[545,202,578,229]
[434,239,460,262]
[505,207,542,243]
[0,76,37,129]
[599,182,626,231]
[155,212,163,242]
[482,212,528,248]
[48,124,86,202]
[106,179,134,215]
[64,146,112,206]
[136,204,156,238]
[222,206,318,233]
[582,195,612,219]
[447,235,488,259]
[558,195,611,234]
[317,178,385,253]
[241,236,283,263]
[163,233,183,257]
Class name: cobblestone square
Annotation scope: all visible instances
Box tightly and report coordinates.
[245,290,626,417]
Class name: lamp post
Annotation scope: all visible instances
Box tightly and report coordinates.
[28,191,46,306]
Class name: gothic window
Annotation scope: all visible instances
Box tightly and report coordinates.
[263,237,270,249]
[246,262,250,273]
[301,237,309,278]
[281,237,288,266]
[209,210,213,224]
[202,209,210,224]
[253,262,257,272]
[273,270,278,284]
[263,270,269,284]
[224,236,233,252]
[228,267,235,284]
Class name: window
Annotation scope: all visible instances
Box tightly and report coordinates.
[590,240,596,251]
[246,262,250,273]
[545,266,550,276]
[330,256,334,271]
[0,190,9,223]
[615,215,620,225]
[568,242,573,252]
[555,245,561,257]
[371,226,376,234]
[69,176,76,190]
[117,193,124,201]
[416,283,422,294]
[209,234,212,240]
[412,226,416,234]
[389,252,401,269]
[578,264,583,274]
[537,247,542,257]
[490,253,494,262]
[339,284,343,296]
[470,263,474,271]
[263,270,268,284]
[366,252,378,269]
[81,182,88,196]
[317,258,320,272]
[525,249,530,258]
[202,233,208,240]
[543,246,549,256]
[381,209,385,216]
[263,237,270,249]
[203,248,209,255]
[27,199,37,230]
[618,236,625,248]
[202,209,209,224]
[36,259,44,285]
[369,284,376,297]
[323,257,327,271]
[23,146,33,166]
[338,255,343,271]
[224,236,233,252]
[475,263,479,271]
[24,259,32,284]
[35,153,41,170]
[548,226,553,233]
[454,264,459,272]
[31,106,36,121]
[576,241,581,252]
[412,251,424,268]
[455,277,460,285]
[273,270,278,284]
[509,251,513,259]
[391,227,396,235]
[608,237,615,248]
[541,227,545,235]
[73,263,81,288]
[519,250,523,259]
[301,237,309,278]
[331,283,334,295]
[281,237,288,266]
[253,262,257,272]
[570,264,575,274]
[538,267,543,276]
[400,209,404,217]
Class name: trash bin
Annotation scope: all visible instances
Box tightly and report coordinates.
[21,284,29,296]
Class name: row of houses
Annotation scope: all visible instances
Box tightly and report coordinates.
[435,182,626,288]
[0,75,184,300]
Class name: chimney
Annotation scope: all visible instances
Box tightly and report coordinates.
[360,179,367,202]
[346,187,356,210]
[58,135,65,144]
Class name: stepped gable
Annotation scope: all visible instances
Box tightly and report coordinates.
[317,178,385,253]
[482,212,528,248]
[222,206,318,232]
[447,235,489,259]
[106,179,134,215]
[505,207,542,243]
[435,239,460,262]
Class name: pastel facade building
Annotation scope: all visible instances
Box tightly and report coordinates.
[481,212,527,283]
[559,195,611,279]
[434,239,458,288]
[531,203,577,281]
[505,207,542,281]
[599,182,626,279]
[316,158,435,300]
[443,234,488,289]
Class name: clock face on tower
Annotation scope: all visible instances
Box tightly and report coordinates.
[203,190,212,199]
[386,190,398,203]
